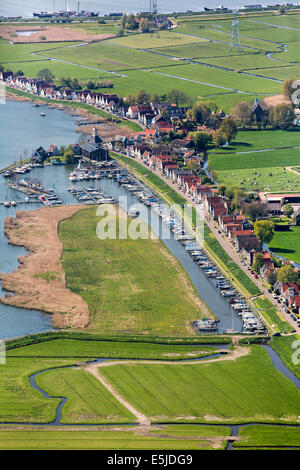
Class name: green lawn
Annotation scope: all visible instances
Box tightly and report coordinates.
[0,425,231,450]
[100,345,300,424]
[59,207,207,336]
[109,30,208,49]
[269,225,300,264]
[36,368,136,424]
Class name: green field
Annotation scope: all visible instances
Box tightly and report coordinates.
[234,424,300,449]
[36,367,136,424]
[100,345,300,424]
[58,207,207,335]
[269,225,300,264]
[6,337,219,360]
[0,357,76,423]
[4,11,300,111]
[0,425,231,450]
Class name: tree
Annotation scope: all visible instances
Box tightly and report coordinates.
[16,70,24,76]
[245,202,268,222]
[279,5,286,14]
[282,203,294,218]
[139,18,151,33]
[187,159,200,174]
[213,129,226,148]
[191,131,212,151]
[71,78,80,90]
[167,89,189,106]
[231,101,252,127]
[218,184,227,196]
[266,270,277,286]
[219,117,238,144]
[120,13,128,28]
[188,100,216,124]
[282,79,297,102]
[254,219,274,244]
[136,89,150,105]
[224,185,239,200]
[63,145,76,164]
[277,264,298,283]
[270,103,295,130]
[37,68,55,82]
[252,253,265,274]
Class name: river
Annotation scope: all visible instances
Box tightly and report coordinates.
[0,0,293,18]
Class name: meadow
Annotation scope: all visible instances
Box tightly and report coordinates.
[58,207,207,336]
[0,357,75,423]
[0,425,231,450]
[100,345,300,424]
[6,337,219,360]
[4,10,300,112]
[234,424,300,449]
[36,367,136,424]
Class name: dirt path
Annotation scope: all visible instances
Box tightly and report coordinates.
[86,365,151,426]
[84,346,248,427]
[0,205,90,329]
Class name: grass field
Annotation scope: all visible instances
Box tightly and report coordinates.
[36,367,136,424]
[0,425,231,450]
[100,345,300,424]
[58,207,207,336]
[234,424,300,449]
[269,225,300,264]
[6,338,219,360]
[0,357,76,423]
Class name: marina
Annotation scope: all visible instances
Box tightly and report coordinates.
[0,155,267,337]
[0,99,266,338]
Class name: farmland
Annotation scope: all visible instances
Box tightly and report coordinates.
[0,425,231,450]
[100,345,300,424]
[234,424,300,449]
[4,10,300,111]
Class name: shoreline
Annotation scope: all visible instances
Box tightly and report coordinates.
[0,205,90,329]
[6,90,135,138]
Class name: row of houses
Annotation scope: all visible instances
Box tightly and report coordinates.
[2,72,189,134]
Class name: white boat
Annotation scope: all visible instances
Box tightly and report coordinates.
[40,112,46,117]
[4,201,11,207]
[11,201,17,207]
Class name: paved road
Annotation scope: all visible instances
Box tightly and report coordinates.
[120,154,300,335]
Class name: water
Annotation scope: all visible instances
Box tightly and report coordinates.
[0,99,243,338]
[0,99,80,340]
[0,100,80,170]
[0,0,293,18]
